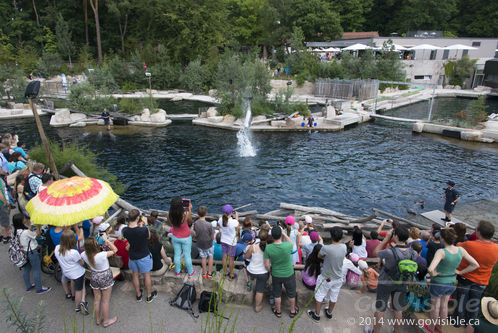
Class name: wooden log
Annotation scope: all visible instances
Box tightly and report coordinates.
[254,214,287,222]
[349,213,378,224]
[322,222,379,231]
[372,208,430,230]
[103,209,123,225]
[238,210,257,217]
[280,203,347,217]
[304,214,350,224]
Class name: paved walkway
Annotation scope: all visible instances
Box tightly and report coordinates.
[0,241,422,333]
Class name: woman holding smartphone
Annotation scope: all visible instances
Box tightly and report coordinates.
[168,196,194,276]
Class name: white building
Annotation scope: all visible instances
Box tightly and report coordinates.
[306,33,498,87]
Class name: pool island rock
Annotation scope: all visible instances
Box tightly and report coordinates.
[193,104,371,132]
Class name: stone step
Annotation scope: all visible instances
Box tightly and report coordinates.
[121,265,317,309]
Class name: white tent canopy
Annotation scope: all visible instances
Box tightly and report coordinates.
[375,43,408,51]
[342,43,372,51]
[408,44,442,50]
[321,47,341,52]
[444,44,478,50]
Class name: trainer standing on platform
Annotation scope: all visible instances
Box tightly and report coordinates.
[101,108,111,130]
[440,181,460,222]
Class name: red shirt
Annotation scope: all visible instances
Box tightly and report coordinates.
[378,231,394,250]
[366,239,381,258]
[113,239,129,269]
[171,221,191,238]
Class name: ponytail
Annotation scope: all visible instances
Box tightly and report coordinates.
[258,230,268,252]
[286,224,291,236]
[222,213,228,227]
[259,239,267,252]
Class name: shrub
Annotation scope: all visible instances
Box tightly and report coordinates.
[444,56,476,87]
[16,44,40,76]
[180,59,211,93]
[36,52,63,77]
[29,141,126,195]
[0,65,27,103]
[469,95,488,125]
[118,98,142,114]
[93,63,119,92]
[68,82,116,114]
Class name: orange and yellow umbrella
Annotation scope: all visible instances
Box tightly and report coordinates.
[26,176,119,226]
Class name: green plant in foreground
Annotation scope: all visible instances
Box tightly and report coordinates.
[29,141,126,195]
[2,287,45,333]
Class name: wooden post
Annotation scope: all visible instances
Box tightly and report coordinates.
[28,98,59,179]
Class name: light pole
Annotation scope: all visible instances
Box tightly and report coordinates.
[145,72,152,110]
[25,81,59,179]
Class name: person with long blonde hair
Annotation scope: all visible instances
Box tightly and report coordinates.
[54,229,88,315]
[82,235,118,327]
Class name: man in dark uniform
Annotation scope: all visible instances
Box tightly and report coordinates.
[440,180,460,222]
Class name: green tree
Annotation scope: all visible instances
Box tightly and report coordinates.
[287,0,342,41]
[0,32,16,64]
[56,14,75,66]
[68,81,116,114]
[16,44,40,75]
[453,1,498,37]
[330,0,373,32]
[375,40,406,82]
[36,52,63,77]
[106,0,131,54]
[40,26,57,54]
[469,95,488,125]
[0,65,27,102]
[227,0,265,47]
[444,56,476,87]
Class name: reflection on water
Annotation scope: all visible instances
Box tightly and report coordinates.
[1,99,497,217]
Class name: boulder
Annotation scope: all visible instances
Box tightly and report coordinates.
[325,105,336,120]
[53,108,71,124]
[208,89,217,97]
[171,96,183,102]
[69,122,86,128]
[454,85,461,90]
[14,103,24,109]
[461,131,482,141]
[150,109,167,123]
[271,120,287,127]
[23,104,31,110]
[200,111,207,118]
[6,102,15,109]
[133,115,141,121]
[206,107,218,118]
[444,85,454,89]
[234,118,243,126]
[412,122,424,133]
[140,108,151,122]
[70,113,86,122]
[208,116,224,123]
[223,115,235,123]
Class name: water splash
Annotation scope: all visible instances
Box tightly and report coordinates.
[237,99,256,157]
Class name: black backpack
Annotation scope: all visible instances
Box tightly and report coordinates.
[170,283,198,319]
[198,291,218,313]
[23,174,41,200]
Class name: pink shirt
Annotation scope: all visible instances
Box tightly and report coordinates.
[171,221,191,238]
[366,239,381,258]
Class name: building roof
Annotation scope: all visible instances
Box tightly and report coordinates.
[340,32,379,40]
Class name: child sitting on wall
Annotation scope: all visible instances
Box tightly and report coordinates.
[356,260,379,294]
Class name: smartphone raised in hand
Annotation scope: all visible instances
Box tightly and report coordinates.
[182,199,191,211]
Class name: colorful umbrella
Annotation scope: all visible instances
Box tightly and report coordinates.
[26,176,119,226]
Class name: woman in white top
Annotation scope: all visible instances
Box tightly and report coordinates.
[54,229,87,315]
[12,213,51,294]
[244,229,269,312]
[82,235,118,328]
[218,204,240,280]
[350,226,368,259]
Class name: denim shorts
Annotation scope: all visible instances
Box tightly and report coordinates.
[129,254,153,274]
[198,246,214,258]
[429,281,456,298]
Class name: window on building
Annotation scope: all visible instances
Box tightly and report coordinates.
[442,50,449,60]
[495,50,498,58]
[472,41,481,47]
[462,49,469,58]
[430,50,437,60]
[414,75,432,80]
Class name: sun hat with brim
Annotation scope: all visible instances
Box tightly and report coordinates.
[358,260,368,271]
[92,216,104,224]
[285,216,295,225]
[304,215,312,224]
[222,204,233,215]
[98,222,110,232]
[482,297,498,325]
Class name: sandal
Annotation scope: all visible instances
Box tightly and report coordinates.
[289,305,300,318]
[272,307,282,318]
